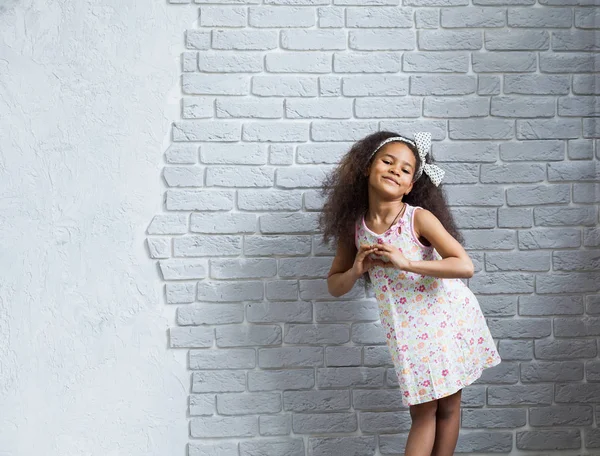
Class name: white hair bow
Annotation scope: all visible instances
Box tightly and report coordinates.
[370,132,445,186]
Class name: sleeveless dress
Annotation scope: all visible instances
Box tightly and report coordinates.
[355,203,501,406]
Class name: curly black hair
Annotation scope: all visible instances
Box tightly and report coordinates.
[319,130,462,248]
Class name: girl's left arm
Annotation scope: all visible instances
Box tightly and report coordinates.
[373,208,474,279]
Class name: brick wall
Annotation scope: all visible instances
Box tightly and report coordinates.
[148,1,600,454]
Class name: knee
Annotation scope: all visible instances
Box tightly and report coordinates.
[410,400,438,422]
[437,392,461,420]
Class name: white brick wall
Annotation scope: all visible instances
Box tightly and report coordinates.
[150,1,600,454]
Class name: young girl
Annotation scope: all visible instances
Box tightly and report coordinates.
[320,131,501,456]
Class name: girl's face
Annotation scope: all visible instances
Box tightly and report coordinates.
[367,142,417,199]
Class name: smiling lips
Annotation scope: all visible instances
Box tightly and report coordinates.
[383,176,400,186]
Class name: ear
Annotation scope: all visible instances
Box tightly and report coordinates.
[405,181,414,196]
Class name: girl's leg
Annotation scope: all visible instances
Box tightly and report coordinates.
[431,389,462,456]
[404,399,438,456]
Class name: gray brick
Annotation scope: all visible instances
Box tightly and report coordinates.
[201,144,267,164]
[530,405,593,426]
[584,117,600,138]
[474,362,519,384]
[498,340,533,360]
[199,6,246,27]
[500,140,564,161]
[269,144,294,165]
[355,97,421,118]
[415,9,440,28]
[470,273,534,294]
[190,213,256,234]
[346,7,413,28]
[455,432,513,453]
[403,52,469,73]
[478,295,517,316]
[283,390,350,413]
[282,30,346,50]
[508,7,573,27]
[452,208,496,229]
[238,190,302,211]
[217,392,281,415]
[252,75,318,97]
[216,324,281,347]
[518,228,581,249]
[343,75,408,96]
[183,74,248,95]
[266,52,331,73]
[424,97,488,117]
[574,183,600,203]
[160,259,207,280]
[192,371,246,393]
[485,30,549,50]
[504,74,570,95]
[170,327,213,348]
[432,141,497,162]
[191,416,257,438]
[352,321,386,344]
[481,163,545,183]
[284,323,350,344]
[498,207,532,228]
[248,7,314,27]
[197,280,264,302]
[449,119,514,139]
[586,295,600,314]
[190,348,255,369]
[311,121,378,141]
[260,213,319,234]
[165,144,197,164]
[586,428,600,449]
[559,96,600,116]
[555,316,600,337]
[210,258,275,279]
[519,295,584,316]
[189,394,215,416]
[462,229,515,249]
[248,301,312,324]
[557,383,600,403]
[379,434,408,454]
[585,227,600,247]
[478,75,501,95]
[325,346,362,366]
[293,412,357,434]
[473,52,536,72]
[248,369,315,391]
[182,51,196,72]
[244,235,312,256]
[317,367,385,388]
[587,360,600,381]
[485,252,550,272]
[443,183,504,206]
[522,360,584,382]
[491,96,555,118]
[216,98,281,119]
[535,339,597,360]
[186,30,211,50]
[163,166,204,187]
[189,442,238,456]
[334,52,401,73]
[535,206,598,226]
[410,75,476,95]
[418,30,482,50]
[182,97,213,119]
[363,345,393,366]
[507,184,570,206]
[177,304,244,325]
[573,74,600,94]
[488,318,551,338]
[461,386,486,407]
[167,189,234,211]
[259,346,322,368]
[165,282,195,304]
[308,437,376,456]
[198,51,263,73]
[360,411,411,433]
[575,7,600,27]
[148,214,188,235]
[318,7,345,28]
[488,385,553,406]
[441,7,505,27]
[350,30,415,51]
[353,390,404,411]
[380,119,447,140]
[240,439,304,456]
[297,143,351,164]
[304,190,325,210]
[243,122,308,142]
[212,30,278,50]
[554,249,600,272]
[568,139,594,159]
[540,52,599,72]
[259,414,291,436]
[517,430,581,451]
[553,30,600,50]
[461,408,525,428]
[536,272,599,293]
[319,76,341,97]
[286,99,352,119]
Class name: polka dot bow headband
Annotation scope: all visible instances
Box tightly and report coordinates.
[369,132,445,187]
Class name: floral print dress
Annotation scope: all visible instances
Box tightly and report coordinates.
[355,203,501,406]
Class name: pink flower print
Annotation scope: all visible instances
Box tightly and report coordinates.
[420,333,429,340]
[442,369,449,377]
[440,322,447,328]
[470,338,474,345]
[399,297,407,304]
[387,333,391,339]
[423,380,431,387]
[403,391,409,397]
[456,332,463,340]
[382,285,388,292]
[466,297,470,304]
[418,285,426,292]
[401,345,409,352]
[377,238,383,244]
[478,337,484,344]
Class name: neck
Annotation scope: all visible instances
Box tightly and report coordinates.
[366,194,405,224]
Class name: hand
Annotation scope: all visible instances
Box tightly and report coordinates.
[352,244,385,278]
[371,243,411,271]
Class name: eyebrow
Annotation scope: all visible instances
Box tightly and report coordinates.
[382,154,414,168]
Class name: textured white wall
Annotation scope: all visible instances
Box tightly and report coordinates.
[0,1,195,454]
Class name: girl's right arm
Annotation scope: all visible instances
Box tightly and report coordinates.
[326,240,379,297]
